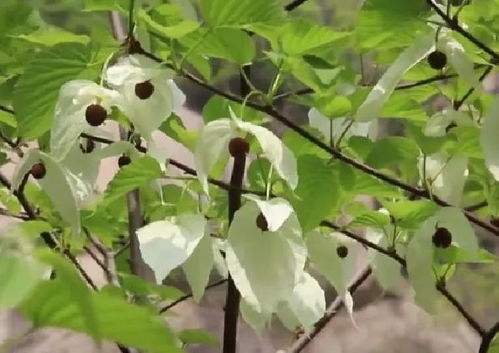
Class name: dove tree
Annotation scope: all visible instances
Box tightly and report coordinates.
[0,0,498,353]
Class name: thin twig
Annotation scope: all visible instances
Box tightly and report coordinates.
[288,267,373,353]
[479,321,499,353]
[453,65,493,110]
[159,279,227,313]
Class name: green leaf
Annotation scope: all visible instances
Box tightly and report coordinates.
[382,200,438,229]
[21,281,181,353]
[138,9,199,38]
[104,157,162,203]
[14,29,90,46]
[291,155,339,231]
[200,0,284,27]
[349,210,390,228]
[366,137,420,169]
[159,114,198,151]
[13,43,92,139]
[181,28,255,64]
[178,329,219,347]
[356,0,429,50]
[280,20,349,55]
[37,251,99,339]
[0,255,44,309]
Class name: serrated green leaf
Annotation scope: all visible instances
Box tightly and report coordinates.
[200,0,283,27]
[382,200,438,229]
[138,9,199,38]
[291,155,339,231]
[21,281,181,353]
[105,157,162,203]
[366,136,420,169]
[13,43,93,139]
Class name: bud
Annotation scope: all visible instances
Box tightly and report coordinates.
[135,80,155,100]
[85,104,107,126]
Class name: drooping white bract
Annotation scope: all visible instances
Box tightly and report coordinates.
[105,54,185,138]
[137,213,206,284]
[480,96,499,181]
[308,108,377,142]
[423,109,473,137]
[366,227,404,291]
[225,197,306,314]
[182,235,216,302]
[306,231,360,323]
[437,34,480,88]
[11,150,92,236]
[276,272,326,330]
[418,152,468,205]
[406,207,479,312]
[194,112,298,194]
[50,80,122,161]
[355,32,435,122]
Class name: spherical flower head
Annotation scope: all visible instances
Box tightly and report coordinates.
[50,80,121,161]
[105,54,186,138]
[194,110,298,195]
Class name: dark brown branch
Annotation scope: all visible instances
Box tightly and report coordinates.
[159,279,227,313]
[479,321,499,353]
[426,0,499,62]
[289,267,373,352]
[284,0,310,11]
[453,65,494,110]
[465,201,488,212]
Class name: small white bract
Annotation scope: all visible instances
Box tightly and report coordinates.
[50,80,121,161]
[194,110,298,194]
[105,54,185,138]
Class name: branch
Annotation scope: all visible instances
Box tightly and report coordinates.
[479,321,499,353]
[320,222,486,337]
[284,0,310,12]
[159,279,227,313]
[426,0,499,62]
[273,73,458,101]
[453,65,494,110]
[288,267,373,353]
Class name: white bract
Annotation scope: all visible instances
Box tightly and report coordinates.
[308,108,377,142]
[137,213,206,284]
[194,111,298,194]
[480,96,499,181]
[306,231,360,323]
[437,34,479,88]
[366,227,404,291]
[424,109,473,137]
[276,272,325,330]
[50,80,121,161]
[105,54,185,138]
[11,150,91,236]
[418,153,468,205]
[355,32,435,122]
[407,207,479,312]
[225,197,306,313]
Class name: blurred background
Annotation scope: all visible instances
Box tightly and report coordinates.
[0,0,498,352]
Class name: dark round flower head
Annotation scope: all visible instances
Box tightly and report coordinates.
[432,227,452,248]
[85,104,107,126]
[31,162,46,180]
[427,50,447,70]
[336,245,348,259]
[128,38,144,55]
[135,80,155,100]
[118,155,131,168]
[256,212,269,231]
[228,137,250,157]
